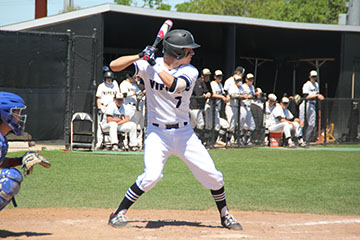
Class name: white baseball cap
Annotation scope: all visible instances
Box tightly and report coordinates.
[281,97,289,103]
[294,94,301,104]
[268,93,277,101]
[202,68,211,75]
[310,70,317,77]
[246,73,254,79]
[234,75,242,81]
[116,93,124,99]
[215,70,223,76]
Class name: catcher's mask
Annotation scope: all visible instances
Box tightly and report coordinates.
[0,91,27,136]
[163,29,200,60]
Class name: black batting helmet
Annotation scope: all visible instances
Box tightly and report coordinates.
[104,71,114,79]
[163,29,200,59]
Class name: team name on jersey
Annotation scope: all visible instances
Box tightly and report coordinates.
[103,90,116,95]
[149,79,170,92]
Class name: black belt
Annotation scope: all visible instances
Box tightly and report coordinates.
[152,122,188,129]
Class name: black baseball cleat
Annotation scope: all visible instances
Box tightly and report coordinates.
[221,214,243,230]
[108,212,128,228]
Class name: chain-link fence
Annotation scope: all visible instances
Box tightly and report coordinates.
[188,96,360,148]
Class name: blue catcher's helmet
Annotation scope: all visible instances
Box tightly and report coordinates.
[0,92,27,136]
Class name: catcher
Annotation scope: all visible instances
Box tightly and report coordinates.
[0,91,51,211]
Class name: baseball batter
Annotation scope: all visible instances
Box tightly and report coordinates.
[299,70,324,143]
[107,29,242,230]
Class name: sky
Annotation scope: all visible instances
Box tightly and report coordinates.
[0,0,185,27]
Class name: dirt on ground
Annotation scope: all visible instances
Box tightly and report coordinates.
[1,208,360,240]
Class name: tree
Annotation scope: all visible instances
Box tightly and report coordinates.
[175,0,348,24]
[114,0,133,6]
[114,0,171,10]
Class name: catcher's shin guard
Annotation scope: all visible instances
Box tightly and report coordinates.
[0,168,23,211]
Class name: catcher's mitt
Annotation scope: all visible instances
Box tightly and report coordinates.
[21,151,51,175]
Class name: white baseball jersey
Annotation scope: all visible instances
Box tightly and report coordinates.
[96,81,120,106]
[134,57,197,125]
[120,80,140,106]
[240,84,255,107]
[102,101,127,125]
[210,80,224,108]
[265,102,278,128]
[132,57,224,193]
[224,77,241,106]
[302,80,319,103]
[265,102,277,119]
[268,105,293,126]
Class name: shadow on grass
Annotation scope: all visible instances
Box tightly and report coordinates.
[0,230,52,238]
[131,219,221,229]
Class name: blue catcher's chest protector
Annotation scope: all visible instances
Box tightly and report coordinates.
[0,135,22,211]
[0,168,23,211]
[0,134,9,166]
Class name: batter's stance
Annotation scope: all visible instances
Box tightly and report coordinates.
[108,29,242,230]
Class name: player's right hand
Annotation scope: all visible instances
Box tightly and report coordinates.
[139,45,157,66]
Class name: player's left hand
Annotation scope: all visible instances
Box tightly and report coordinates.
[21,151,51,176]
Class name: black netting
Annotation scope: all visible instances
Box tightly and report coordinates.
[0,30,68,140]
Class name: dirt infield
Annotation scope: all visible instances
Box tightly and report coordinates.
[1,208,360,240]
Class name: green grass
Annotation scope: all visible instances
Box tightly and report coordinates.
[6,145,360,215]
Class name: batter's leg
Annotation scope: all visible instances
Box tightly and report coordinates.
[176,129,242,230]
[109,127,171,227]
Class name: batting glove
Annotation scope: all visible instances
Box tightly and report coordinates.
[139,45,157,66]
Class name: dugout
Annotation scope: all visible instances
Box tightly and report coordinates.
[1,4,360,143]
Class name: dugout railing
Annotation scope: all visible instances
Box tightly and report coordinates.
[189,96,360,148]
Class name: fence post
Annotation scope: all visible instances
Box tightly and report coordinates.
[211,98,216,147]
[64,29,74,149]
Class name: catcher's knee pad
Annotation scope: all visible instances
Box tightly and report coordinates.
[0,168,23,211]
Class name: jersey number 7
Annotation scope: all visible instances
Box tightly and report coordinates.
[175,96,182,108]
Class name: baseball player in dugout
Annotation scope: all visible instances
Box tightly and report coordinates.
[189,68,212,144]
[0,92,51,211]
[101,93,139,151]
[268,97,306,147]
[120,74,145,147]
[238,73,256,146]
[224,66,245,146]
[95,69,121,150]
[299,70,325,144]
[108,28,242,230]
[205,70,229,147]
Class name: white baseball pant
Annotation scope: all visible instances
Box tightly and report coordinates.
[240,106,255,131]
[299,102,316,141]
[205,103,221,131]
[135,125,224,192]
[189,109,205,129]
[101,121,138,147]
[225,104,238,133]
[268,121,302,138]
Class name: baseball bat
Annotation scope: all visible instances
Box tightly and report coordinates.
[152,19,173,48]
[143,19,173,61]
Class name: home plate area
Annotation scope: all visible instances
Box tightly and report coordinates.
[1,208,359,240]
